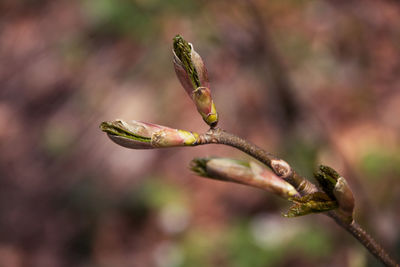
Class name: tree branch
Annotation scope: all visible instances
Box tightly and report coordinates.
[198,127,318,195]
[328,211,398,267]
[100,31,398,266]
[197,127,399,267]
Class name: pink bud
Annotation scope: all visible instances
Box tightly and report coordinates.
[172,35,218,127]
[201,158,299,199]
[100,120,200,149]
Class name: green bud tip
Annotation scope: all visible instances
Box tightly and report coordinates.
[100,120,201,149]
[173,35,200,88]
[319,165,340,180]
[314,164,340,199]
[100,121,151,143]
[190,157,211,177]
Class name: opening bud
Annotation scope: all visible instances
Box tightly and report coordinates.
[173,35,218,127]
[314,165,355,221]
[100,120,200,149]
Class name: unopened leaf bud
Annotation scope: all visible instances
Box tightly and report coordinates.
[100,120,200,149]
[190,157,300,199]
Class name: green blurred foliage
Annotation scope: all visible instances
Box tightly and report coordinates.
[42,122,76,157]
[139,177,188,209]
[180,228,222,267]
[82,0,200,41]
[360,149,400,180]
[179,218,332,267]
[282,138,319,179]
[288,226,332,259]
[225,221,283,267]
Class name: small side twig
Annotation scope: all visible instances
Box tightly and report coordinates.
[197,127,399,267]
[198,127,318,195]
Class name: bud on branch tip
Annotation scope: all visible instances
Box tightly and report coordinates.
[173,35,218,127]
[314,165,355,221]
[190,157,300,199]
[100,120,200,149]
[173,35,201,89]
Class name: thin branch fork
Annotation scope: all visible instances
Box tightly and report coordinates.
[198,128,318,196]
[100,34,399,267]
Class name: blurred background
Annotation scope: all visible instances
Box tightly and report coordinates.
[1,0,400,266]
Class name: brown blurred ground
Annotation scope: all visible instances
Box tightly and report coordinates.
[0,0,400,266]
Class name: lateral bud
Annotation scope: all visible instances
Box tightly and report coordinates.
[190,157,300,199]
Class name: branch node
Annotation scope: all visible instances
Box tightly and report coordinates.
[271,159,292,179]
